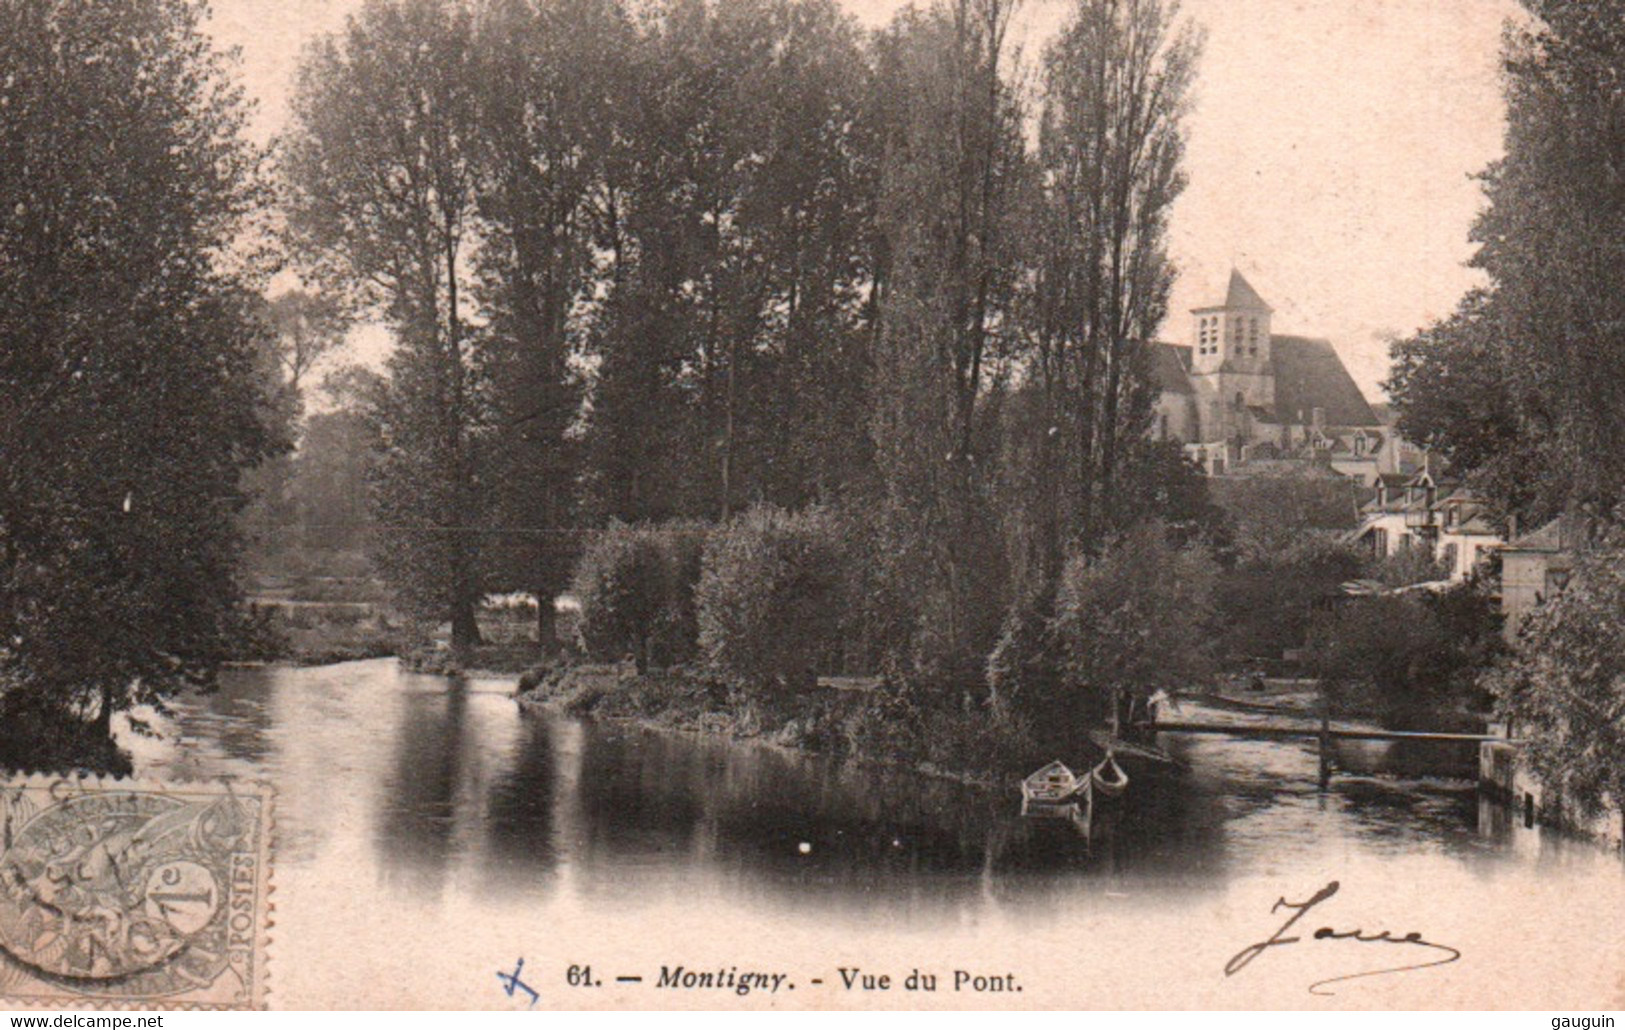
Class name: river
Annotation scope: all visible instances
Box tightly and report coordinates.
[119,658,1625,1009]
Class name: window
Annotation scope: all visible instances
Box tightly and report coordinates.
[1159,413,1170,440]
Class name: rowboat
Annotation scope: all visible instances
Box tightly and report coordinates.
[1020,760,1089,817]
[1091,753,1130,798]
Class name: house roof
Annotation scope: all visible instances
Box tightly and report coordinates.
[1456,513,1500,536]
[1193,269,1274,313]
[1505,515,1583,552]
[1225,270,1272,311]
[1150,335,1379,430]
[1269,336,1379,428]
[1148,341,1194,394]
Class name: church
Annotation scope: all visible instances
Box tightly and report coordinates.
[1148,271,1398,480]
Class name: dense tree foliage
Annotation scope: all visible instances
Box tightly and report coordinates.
[1388,0,1625,522]
[1051,521,1216,736]
[277,0,1211,742]
[586,0,878,525]
[0,0,278,756]
[1491,538,1625,825]
[285,0,490,649]
[1382,0,1625,824]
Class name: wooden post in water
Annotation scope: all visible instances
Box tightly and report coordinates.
[1317,686,1332,790]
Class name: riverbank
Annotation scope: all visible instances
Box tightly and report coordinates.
[238,600,403,666]
[512,662,1047,786]
[0,697,132,775]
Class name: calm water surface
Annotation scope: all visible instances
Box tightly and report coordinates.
[119,659,1625,1008]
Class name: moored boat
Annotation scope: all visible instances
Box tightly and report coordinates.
[1020,760,1087,817]
[1091,753,1130,798]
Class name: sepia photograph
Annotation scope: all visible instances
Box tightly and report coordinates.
[1,0,1623,1012]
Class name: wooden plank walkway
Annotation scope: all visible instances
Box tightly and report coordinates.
[1147,720,1512,744]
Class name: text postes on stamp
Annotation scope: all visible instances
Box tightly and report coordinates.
[0,778,271,1010]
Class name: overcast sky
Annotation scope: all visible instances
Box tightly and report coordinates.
[208,0,1524,401]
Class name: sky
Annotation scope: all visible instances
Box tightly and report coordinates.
[207,0,1525,401]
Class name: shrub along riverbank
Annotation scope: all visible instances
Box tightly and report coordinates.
[513,661,1042,784]
[510,505,1207,780]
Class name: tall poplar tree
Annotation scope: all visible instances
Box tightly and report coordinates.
[1027,0,1201,580]
[866,0,1028,689]
[285,0,489,649]
[471,0,630,641]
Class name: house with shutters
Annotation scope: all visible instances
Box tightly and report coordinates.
[1349,465,1504,582]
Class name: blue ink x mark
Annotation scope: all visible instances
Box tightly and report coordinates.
[498,957,538,1007]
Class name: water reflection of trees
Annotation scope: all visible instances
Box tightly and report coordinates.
[479,713,559,886]
[178,667,278,767]
[540,719,1227,920]
[375,685,469,896]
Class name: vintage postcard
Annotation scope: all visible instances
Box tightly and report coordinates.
[3,0,1625,1013]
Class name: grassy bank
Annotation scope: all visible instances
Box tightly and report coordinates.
[514,662,1056,784]
[239,601,405,665]
[401,641,551,677]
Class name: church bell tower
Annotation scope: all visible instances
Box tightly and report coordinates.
[1190,270,1276,443]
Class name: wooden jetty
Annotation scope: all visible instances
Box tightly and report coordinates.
[1145,706,1518,788]
[1146,721,1509,744]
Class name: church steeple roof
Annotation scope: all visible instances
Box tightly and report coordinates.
[1224,269,1272,311]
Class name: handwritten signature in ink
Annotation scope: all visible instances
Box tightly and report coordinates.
[498,957,539,1007]
[1225,881,1461,996]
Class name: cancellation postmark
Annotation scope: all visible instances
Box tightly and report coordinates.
[0,777,271,1010]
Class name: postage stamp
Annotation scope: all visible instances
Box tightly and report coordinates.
[0,778,272,1010]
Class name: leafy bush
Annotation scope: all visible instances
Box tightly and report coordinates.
[1215,535,1366,664]
[571,523,703,670]
[1365,546,1450,588]
[696,506,844,696]
[654,522,708,666]
[1306,574,1504,717]
[1306,595,1446,709]
[1051,522,1218,735]
[1488,540,1625,823]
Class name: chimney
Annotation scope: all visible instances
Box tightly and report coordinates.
[1311,406,1325,431]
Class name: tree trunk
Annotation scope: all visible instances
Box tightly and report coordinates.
[535,591,557,650]
[450,580,482,655]
[97,680,115,742]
